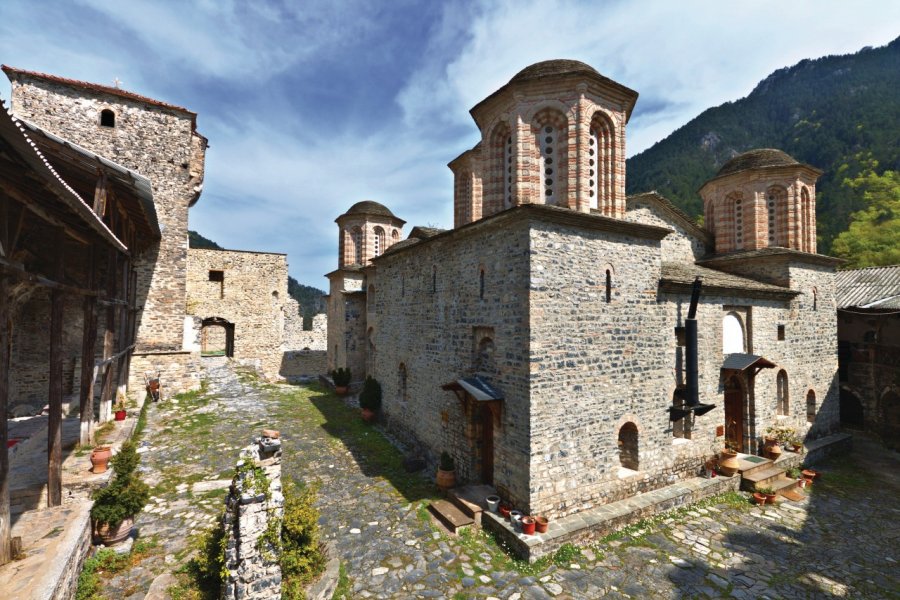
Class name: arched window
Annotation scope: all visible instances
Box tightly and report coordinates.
[373,227,385,257]
[479,268,485,299]
[766,186,787,246]
[504,134,513,208]
[812,287,818,312]
[350,227,363,265]
[100,109,115,128]
[618,422,639,470]
[605,269,612,303]
[722,312,745,354]
[729,192,744,250]
[806,390,817,423]
[488,123,513,214]
[776,370,789,416]
[533,109,568,207]
[391,229,400,244]
[590,112,615,213]
[398,363,408,403]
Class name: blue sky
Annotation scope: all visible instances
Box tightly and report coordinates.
[1,1,898,291]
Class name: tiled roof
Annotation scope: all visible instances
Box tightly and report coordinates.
[697,247,844,268]
[716,148,800,178]
[2,65,196,117]
[408,226,445,240]
[660,262,797,299]
[509,60,600,84]
[836,265,900,309]
[625,191,712,244]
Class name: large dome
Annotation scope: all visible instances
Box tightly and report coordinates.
[716,149,801,178]
[344,200,396,218]
[509,59,600,85]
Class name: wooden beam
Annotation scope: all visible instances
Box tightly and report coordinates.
[47,228,64,507]
[79,247,97,446]
[0,179,91,245]
[0,276,11,565]
[0,256,127,301]
[98,249,116,423]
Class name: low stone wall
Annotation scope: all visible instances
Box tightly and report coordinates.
[222,434,284,600]
[278,350,327,381]
[128,350,202,400]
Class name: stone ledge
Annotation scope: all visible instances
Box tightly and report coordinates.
[482,475,741,563]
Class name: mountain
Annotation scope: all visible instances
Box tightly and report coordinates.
[626,36,900,252]
[187,230,326,324]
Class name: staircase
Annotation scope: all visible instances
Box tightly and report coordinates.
[427,484,496,534]
[735,454,800,500]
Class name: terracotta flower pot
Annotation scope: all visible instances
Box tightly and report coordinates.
[436,468,456,491]
[765,493,777,504]
[95,516,134,546]
[90,446,112,473]
[535,516,549,533]
[521,516,536,535]
[361,408,376,423]
[803,477,814,487]
[114,410,127,421]
[335,386,348,395]
[802,468,820,480]
[752,492,766,505]
[766,444,783,460]
[718,450,739,477]
[499,504,511,519]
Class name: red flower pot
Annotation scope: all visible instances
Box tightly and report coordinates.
[752,492,766,505]
[114,410,127,421]
[765,493,777,504]
[361,408,376,423]
[521,516,536,535]
[535,516,549,533]
[498,504,511,519]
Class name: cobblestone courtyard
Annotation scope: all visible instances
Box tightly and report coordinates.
[94,359,899,599]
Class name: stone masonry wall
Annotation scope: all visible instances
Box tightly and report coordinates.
[372,219,532,508]
[222,436,284,600]
[186,249,291,379]
[8,75,206,356]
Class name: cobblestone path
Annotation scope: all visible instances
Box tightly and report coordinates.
[98,360,899,599]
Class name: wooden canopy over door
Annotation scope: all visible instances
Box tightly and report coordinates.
[441,377,502,486]
[721,353,776,455]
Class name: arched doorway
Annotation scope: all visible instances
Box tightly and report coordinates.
[618,422,639,470]
[201,317,235,357]
[839,388,864,429]
[724,375,744,452]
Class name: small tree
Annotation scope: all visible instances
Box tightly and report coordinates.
[358,376,382,412]
[90,440,150,528]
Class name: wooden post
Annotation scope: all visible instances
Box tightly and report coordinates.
[47,228,65,507]
[0,276,11,565]
[98,249,116,423]
[79,247,97,445]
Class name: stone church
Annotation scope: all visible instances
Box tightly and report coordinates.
[327,60,842,518]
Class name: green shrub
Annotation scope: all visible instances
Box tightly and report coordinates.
[90,440,149,527]
[330,368,352,387]
[281,481,327,599]
[358,376,382,412]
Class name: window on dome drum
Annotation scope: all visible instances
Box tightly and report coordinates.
[766,186,786,245]
[373,227,385,257]
[539,125,557,203]
[731,194,743,250]
[588,129,599,209]
[350,227,363,264]
[100,109,115,128]
[589,113,614,212]
[776,370,789,416]
[504,135,513,208]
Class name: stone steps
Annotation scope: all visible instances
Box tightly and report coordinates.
[428,499,475,534]
[740,465,786,490]
[448,484,495,526]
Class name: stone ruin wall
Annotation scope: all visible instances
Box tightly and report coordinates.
[222,435,284,600]
[281,312,327,381]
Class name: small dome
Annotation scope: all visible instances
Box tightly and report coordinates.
[344,200,396,218]
[716,149,800,178]
[509,59,600,85]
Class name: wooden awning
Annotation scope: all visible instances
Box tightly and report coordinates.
[722,353,776,376]
[442,376,503,427]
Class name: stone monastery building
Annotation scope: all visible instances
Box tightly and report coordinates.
[327,60,842,517]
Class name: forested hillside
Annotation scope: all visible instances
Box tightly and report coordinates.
[187,230,326,321]
[626,36,900,257]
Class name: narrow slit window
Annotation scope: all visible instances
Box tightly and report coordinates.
[479,269,485,299]
[777,325,785,341]
[605,269,612,303]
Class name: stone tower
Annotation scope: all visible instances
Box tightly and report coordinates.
[450,59,638,227]
[326,201,405,380]
[699,149,821,254]
[3,66,207,389]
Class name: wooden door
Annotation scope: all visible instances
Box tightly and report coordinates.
[480,405,494,485]
[724,376,744,452]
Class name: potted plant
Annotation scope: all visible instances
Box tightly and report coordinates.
[331,367,352,395]
[486,495,500,513]
[436,451,456,491]
[113,395,127,421]
[90,440,150,545]
[535,515,549,533]
[521,516,536,535]
[90,445,112,473]
[358,376,382,422]
[718,440,740,477]
[788,435,804,453]
[752,491,767,505]
[757,486,777,505]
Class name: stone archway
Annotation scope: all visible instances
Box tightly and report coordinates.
[201,317,235,357]
[839,388,865,429]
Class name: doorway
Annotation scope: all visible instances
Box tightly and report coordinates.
[201,317,235,357]
[479,404,494,485]
[724,375,744,452]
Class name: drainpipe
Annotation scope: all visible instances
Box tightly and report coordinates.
[680,277,716,417]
